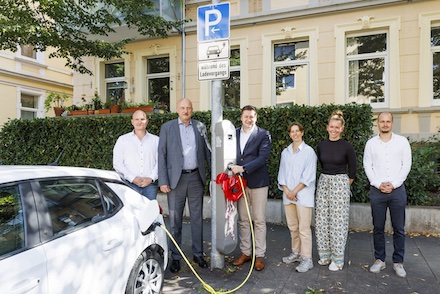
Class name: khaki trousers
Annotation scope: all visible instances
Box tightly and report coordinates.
[285,203,313,258]
[237,186,268,258]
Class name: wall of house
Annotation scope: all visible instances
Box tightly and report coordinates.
[0,48,73,127]
[73,0,440,139]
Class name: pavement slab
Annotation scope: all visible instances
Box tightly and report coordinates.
[162,219,440,294]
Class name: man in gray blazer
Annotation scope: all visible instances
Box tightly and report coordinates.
[158,98,211,273]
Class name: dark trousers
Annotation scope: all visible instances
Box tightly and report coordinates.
[370,185,407,263]
[167,171,204,260]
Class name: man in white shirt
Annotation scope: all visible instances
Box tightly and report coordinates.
[113,110,159,200]
[363,112,412,278]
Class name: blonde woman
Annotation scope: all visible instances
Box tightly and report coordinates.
[315,110,357,271]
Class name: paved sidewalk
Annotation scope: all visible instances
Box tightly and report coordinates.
[163,218,440,294]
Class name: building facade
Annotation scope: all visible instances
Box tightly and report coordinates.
[72,0,439,139]
[0,46,73,127]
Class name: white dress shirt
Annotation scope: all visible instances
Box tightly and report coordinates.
[113,131,159,182]
[363,132,412,189]
[239,125,255,154]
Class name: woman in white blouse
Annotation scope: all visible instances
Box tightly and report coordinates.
[277,122,317,273]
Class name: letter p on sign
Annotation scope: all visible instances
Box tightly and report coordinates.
[197,3,230,42]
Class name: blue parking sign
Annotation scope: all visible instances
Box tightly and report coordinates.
[197,3,230,42]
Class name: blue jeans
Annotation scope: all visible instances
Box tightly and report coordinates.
[126,181,158,200]
[370,185,407,263]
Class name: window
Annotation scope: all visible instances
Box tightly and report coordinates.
[105,62,125,104]
[147,57,170,107]
[20,94,39,119]
[40,179,120,237]
[273,41,309,106]
[346,33,387,106]
[432,26,440,101]
[0,185,24,256]
[20,45,36,59]
[222,48,240,109]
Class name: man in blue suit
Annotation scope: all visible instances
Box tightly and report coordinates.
[231,105,272,271]
[158,98,211,273]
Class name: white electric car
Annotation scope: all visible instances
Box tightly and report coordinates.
[0,165,168,294]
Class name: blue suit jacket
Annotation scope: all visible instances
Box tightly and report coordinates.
[236,126,272,189]
[158,119,211,189]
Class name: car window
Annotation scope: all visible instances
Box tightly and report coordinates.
[40,179,107,236]
[97,181,118,215]
[0,185,24,256]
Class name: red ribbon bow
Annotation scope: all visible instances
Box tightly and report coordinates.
[216,173,247,202]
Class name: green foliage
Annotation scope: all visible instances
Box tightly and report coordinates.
[1,105,437,205]
[44,92,68,111]
[0,0,185,74]
[0,193,16,222]
[406,136,440,205]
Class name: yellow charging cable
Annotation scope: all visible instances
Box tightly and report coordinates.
[158,175,255,294]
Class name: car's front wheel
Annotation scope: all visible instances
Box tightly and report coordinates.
[125,250,164,294]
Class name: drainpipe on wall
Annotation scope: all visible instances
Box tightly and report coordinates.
[181,0,186,98]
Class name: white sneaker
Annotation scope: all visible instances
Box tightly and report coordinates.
[296,257,314,273]
[393,263,407,278]
[318,259,331,266]
[328,261,343,271]
[282,252,301,264]
[370,259,386,273]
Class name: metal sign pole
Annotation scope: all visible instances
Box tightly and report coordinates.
[210,0,223,271]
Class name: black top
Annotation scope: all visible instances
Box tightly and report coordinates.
[317,139,357,179]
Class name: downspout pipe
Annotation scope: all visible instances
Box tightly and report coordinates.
[181,0,186,98]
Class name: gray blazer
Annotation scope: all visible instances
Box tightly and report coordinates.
[158,118,211,189]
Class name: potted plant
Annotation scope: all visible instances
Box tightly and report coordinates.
[86,103,94,115]
[91,91,103,114]
[138,101,156,113]
[121,100,141,113]
[109,97,121,113]
[44,92,68,116]
[68,105,87,116]
[100,101,111,114]
[154,101,168,114]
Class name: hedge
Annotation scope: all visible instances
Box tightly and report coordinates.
[0,104,438,205]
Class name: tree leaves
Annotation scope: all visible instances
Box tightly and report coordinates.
[0,0,184,74]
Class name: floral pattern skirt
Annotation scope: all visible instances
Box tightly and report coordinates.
[315,173,350,266]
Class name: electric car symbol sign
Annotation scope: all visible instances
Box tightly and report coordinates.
[197,3,230,42]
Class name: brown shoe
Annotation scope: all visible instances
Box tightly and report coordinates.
[255,257,265,271]
[233,253,251,266]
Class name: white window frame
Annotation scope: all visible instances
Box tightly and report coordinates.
[222,46,241,109]
[16,45,44,63]
[335,16,400,108]
[432,26,440,105]
[133,45,176,111]
[104,61,126,103]
[345,31,388,108]
[262,28,318,107]
[18,89,44,119]
[419,12,440,107]
[273,41,309,106]
[95,57,129,106]
[146,55,170,105]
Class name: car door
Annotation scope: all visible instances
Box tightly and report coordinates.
[36,178,131,294]
[0,183,48,294]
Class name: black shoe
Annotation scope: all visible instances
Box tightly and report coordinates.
[170,259,180,273]
[193,255,208,268]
